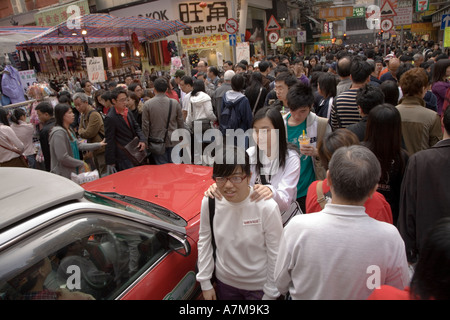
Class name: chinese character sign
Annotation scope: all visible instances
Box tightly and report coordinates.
[179,1,230,36]
[86,57,105,83]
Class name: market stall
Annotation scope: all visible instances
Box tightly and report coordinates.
[15,14,189,85]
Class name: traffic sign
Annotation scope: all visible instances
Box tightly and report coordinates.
[380,0,397,17]
[224,18,239,34]
[265,15,281,31]
[441,14,450,30]
[381,18,393,31]
[268,31,279,43]
[229,34,237,46]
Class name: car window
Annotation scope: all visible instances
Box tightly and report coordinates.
[0,214,172,300]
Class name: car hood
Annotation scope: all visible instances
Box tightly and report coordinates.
[83,164,213,224]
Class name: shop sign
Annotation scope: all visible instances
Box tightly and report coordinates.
[178,1,230,36]
[444,27,450,48]
[416,0,429,13]
[86,57,105,83]
[319,7,353,19]
[19,70,37,90]
[35,0,90,27]
[353,7,365,18]
[181,33,228,49]
[236,42,250,63]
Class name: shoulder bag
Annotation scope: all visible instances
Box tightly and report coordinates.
[148,100,172,156]
[0,142,28,167]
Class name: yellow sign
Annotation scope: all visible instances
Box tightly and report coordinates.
[181,34,228,50]
[445,27,450,48]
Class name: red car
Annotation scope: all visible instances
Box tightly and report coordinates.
[0,164,213,300]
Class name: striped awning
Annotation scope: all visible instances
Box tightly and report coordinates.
[16,14,189,49]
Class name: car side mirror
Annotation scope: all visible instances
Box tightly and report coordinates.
[168,232,191,257]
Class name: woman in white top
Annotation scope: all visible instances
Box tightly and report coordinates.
[10,108,36,168]
[206,106,301,225]
[0,107,26,167]
[185,79,217,131]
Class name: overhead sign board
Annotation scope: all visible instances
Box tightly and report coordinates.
[380,0,397,17]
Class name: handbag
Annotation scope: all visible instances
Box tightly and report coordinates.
[0,142,28,167]
[120,136,147,166]
[148,100,172,156]
[71,169,100,185]
[191,101,211,133]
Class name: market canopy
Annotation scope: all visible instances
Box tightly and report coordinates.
[0,26,49,55]
[16,14,189,49]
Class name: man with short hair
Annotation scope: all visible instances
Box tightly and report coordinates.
[330,58,372,130]
[196,61,208,78]
[258,61,272,90]
[213,70,234,123]
[268,72,298,112]
[398,104,450,265]
[81,79,94,99]
[142,78,184,164]
[73,92,106,176]
[173,69,186,101]
[336,55,352,96]
[179,75,194,121]
[223,60,233,72]
[380,57,401,83]
[275,145,410,300]
[104,87,146,171]
[35,101,55,171]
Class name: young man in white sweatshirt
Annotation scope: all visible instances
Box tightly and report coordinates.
[196,145,283,300]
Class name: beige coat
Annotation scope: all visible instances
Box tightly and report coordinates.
[396,96,442,155]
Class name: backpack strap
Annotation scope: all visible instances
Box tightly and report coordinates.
[208,197,216,262]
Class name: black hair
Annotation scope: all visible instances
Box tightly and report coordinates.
[110,86,128,100]
[35,101,54,117]
[380,80,400,106]
[258,61,271,73]
[350,59,372,84]
[287,82,314,111]
[181,75,193,86]
[54,103,71,128]
[252,106,294,173]
[231,74,246,92]
[212,145,250,179]
[80,79,91,88]
[0,107,9,126]
[191,79,206,97]
[10,108,26,125]
[356,84,385,115]
[318,72,337,98]
[208,66,219,77]
[128,82,142,92]
[153,78,168,93]
[275,72,298,88]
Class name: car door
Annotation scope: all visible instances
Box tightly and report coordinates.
[0,206,197,300]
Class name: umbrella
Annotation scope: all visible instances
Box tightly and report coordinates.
[0,26,49,55]
[16,14,189,49]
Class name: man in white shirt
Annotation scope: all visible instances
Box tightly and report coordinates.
[274,145,410,300]
[179,75,193,121]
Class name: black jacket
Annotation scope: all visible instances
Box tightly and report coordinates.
[39,117,56,171]
[104,107,145,165]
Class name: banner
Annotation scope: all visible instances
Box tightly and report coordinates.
[86,57,105,83]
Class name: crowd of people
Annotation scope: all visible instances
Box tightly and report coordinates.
[1,39,450,300]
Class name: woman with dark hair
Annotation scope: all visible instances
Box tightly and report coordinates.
[49,103,105,179]
[0,107,27,167]
[186,79,216,131]
[315,72,337,119]
[431,58,450,116]
[126,91,142,127]
[369,217,450,300]
[305,128,393,224]
[244,72,268,115]
[94,89,106,114]
[206,106,301,225]
[363,104,408,224]
[380,80,399,106]
[10,107,36,168]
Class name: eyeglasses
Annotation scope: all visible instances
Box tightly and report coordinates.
[213,175,247,186]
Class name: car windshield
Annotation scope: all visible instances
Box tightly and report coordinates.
[84,191,187,227]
